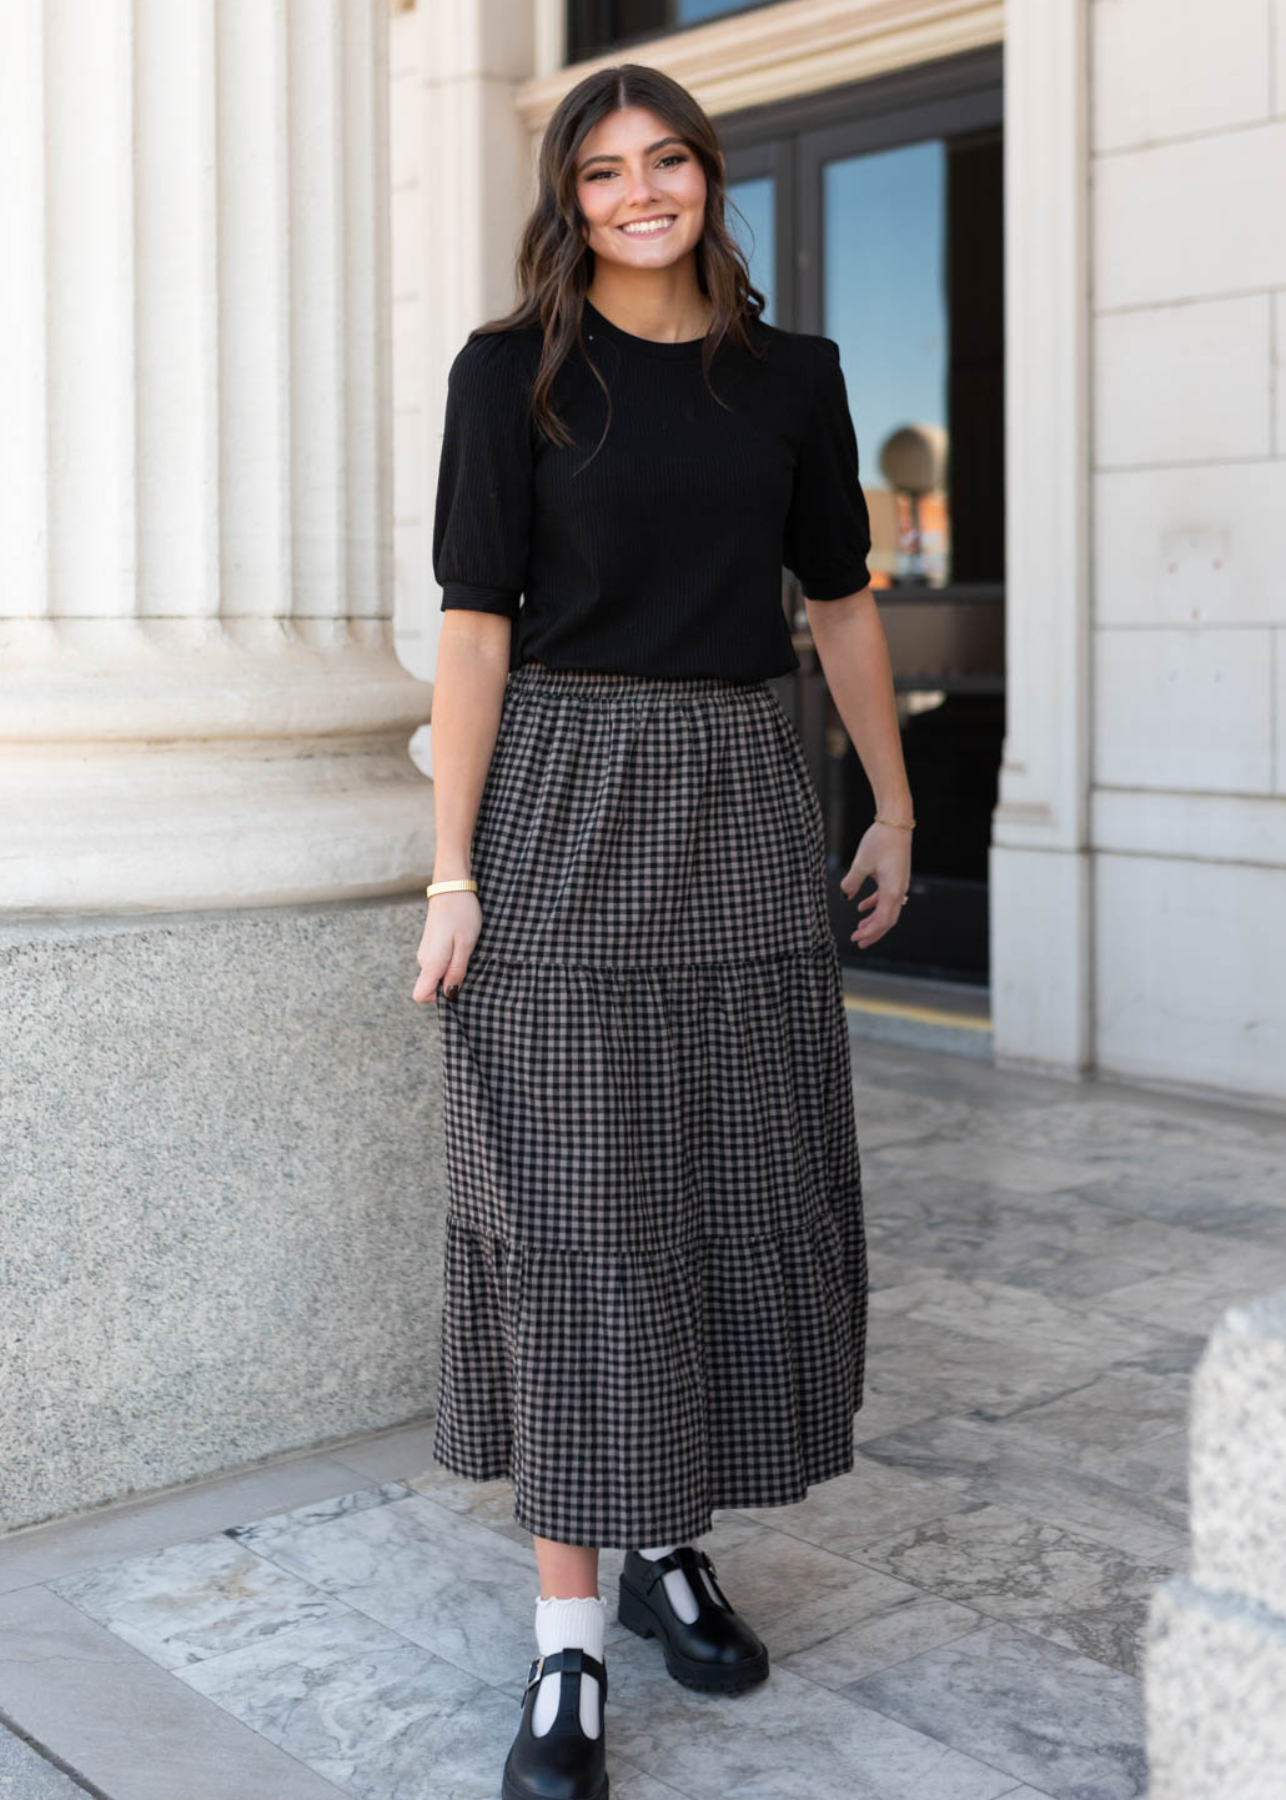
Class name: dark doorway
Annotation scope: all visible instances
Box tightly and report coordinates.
[722,48,1005,985]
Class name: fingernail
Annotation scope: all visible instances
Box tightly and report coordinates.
[444,983,459,1000]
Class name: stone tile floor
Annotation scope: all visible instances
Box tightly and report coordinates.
[2,1039,1284,1800]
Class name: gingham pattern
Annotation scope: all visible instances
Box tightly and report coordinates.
[432,661,867,1547]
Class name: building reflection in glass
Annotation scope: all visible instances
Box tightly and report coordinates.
[725,174,775,324]
[823,138,950,590]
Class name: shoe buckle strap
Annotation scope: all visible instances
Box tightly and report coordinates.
[645,1545,716,1580]
[522,1646,609,1703]
[692,1549,734,1609]
[641,1546,731,1610]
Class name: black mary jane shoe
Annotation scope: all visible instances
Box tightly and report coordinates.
[501,1646,610,1800]
[617,1546,769,1695]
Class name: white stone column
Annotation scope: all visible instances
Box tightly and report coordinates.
[988,0,1093,1077]
[387,0,535,699]
[0,0,432,913]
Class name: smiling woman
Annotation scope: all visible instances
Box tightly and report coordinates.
[417,58,909,1800]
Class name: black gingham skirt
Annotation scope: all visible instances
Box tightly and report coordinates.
[432,660,867,1547]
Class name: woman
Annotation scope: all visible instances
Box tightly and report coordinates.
[412,62,914,1800]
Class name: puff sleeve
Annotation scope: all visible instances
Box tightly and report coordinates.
[432,331,534,619]
[782,336,872,601]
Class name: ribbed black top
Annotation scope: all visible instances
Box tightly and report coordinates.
[432,296,872,682]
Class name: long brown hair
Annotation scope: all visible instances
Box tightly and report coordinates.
[471,63,769,466]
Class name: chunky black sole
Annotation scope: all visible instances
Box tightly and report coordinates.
[617,1576,769,1694]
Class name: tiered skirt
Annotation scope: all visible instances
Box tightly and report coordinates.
[432,659,867,1547]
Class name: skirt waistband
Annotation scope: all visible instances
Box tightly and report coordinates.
[511,660,770,705]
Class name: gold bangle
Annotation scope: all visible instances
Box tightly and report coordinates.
[426,878,479,899]
[874,815,915,831]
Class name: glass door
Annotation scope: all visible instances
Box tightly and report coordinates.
[724,54,1004,984]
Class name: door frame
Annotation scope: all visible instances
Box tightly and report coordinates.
[720,43,1003,318]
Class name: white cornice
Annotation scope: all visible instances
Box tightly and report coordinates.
[517,0,1003,128]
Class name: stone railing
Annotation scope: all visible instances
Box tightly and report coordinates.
[1144,1288,1286,1798]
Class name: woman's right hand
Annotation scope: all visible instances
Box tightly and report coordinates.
[412,891,482,1005]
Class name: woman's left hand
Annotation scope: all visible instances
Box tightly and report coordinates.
[839,822,912,950]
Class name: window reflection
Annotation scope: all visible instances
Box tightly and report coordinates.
[725,176,775,323]
[568,0,777,60]
[823,140,950,589]
[676,0,770,20]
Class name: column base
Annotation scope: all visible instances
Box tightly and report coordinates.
[0,618,436,910]
[0,895,447,1531]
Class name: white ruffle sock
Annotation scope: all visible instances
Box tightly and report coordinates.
[532,1594,608,1738]
[637,1543,721,1624]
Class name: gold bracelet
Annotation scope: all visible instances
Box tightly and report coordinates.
[874,815,916,831]
[426,878,479,899]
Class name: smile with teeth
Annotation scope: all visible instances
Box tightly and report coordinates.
[619,215,676,236]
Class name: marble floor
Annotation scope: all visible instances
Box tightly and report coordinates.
[2,1041,1284,1800]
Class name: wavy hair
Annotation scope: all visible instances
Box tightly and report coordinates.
[469,63,769,467]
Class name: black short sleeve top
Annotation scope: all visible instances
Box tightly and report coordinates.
[432,296,872,681]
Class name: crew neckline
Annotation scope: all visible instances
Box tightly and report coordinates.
[582,296,711,360]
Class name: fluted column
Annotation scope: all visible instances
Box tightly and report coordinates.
[0,0,431,912]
